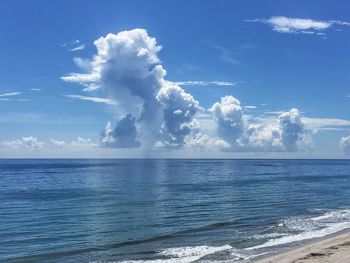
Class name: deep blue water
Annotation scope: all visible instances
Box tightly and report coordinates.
[1,159,350,262]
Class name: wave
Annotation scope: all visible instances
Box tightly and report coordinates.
[11,209,350,262]
[247,222,350,250]
[311,209,350,221]
[120,208,350,262]
[120,245,232,263]
[246,208,350,251]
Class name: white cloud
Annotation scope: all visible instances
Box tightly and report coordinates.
[209,95,245,146]
[302,117,350,130]
[62,29,163,119]
[247,108,308,151]
[63,39,85,52]
[64,95,117,105]
[267,17,330,33]
[73,57,92,70]
[184,132,230,149]
[174,81,235,86]
[278,108,305,151]
[156,81,200,146]
[50,139,66,147]
[100,115,141,148]
[100,122,114,146]
[261,114,350,131]
[61,72,99,84]
[30,88,42,92]
[1,136,44,149]
[71,137,97,148]
[0,92,28,102]
[82,84,100,92]
[60,28,319,153]
[62,28,200,148]
[0,92,22,97]
[243,122,283,151]
[244,105,257,109]
[49,137,97,150]
[340,135,350,155]
[208,96,308,152]
[70,44,85,52]
[0,137,122,157]
[246,16,350,35]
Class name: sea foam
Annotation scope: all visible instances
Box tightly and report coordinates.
[246,208,350,251]
[121,244,232,263]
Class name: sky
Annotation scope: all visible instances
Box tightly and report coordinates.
[0,0,350,158]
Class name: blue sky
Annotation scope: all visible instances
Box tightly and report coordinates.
[1,0,350,158]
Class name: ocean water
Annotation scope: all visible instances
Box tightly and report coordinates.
[1,159,350,262]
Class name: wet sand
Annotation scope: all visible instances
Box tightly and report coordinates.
[252,230,350,263]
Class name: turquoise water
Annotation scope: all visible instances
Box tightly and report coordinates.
[1,159,350,262]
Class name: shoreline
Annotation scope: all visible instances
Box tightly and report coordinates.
[251,228,350,263]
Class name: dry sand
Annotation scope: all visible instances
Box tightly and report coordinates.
[252,230,350,263]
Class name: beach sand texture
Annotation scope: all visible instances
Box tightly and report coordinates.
[252,230,350,263]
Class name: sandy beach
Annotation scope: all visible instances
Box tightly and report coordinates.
[252,230,350,263]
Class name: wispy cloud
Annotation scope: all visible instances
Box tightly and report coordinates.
[264,110,287,115]
[244,105,257,109]
[70,44,85,52]
[302,117,350,130]
[174,81,236,87]
[62,40,85,52]
[256,113,350,131]
[0,92,22,97]
[30,88,42,92]
[246,16,350,35]
[64,95,117,105]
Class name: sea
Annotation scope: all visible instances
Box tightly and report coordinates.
[1,159,350,262]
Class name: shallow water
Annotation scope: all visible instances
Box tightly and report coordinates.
[0,159,350,262]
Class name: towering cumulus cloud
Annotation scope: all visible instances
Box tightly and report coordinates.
[278,108,305,151]
[62,29,199,148]
[208,95,307,151]
[340,135,350,155]
[62,29,163,121]
[245,108,306,151]
[209,96,245,145]
[156,81,199,146]
[100,114,141,148]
